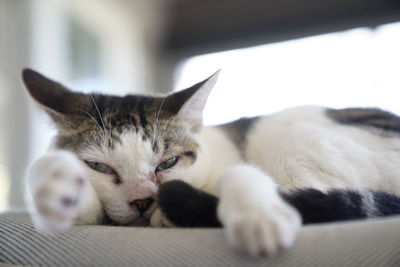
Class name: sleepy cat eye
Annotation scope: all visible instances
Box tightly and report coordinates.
[85,161,116,175]
[156,157,179,172]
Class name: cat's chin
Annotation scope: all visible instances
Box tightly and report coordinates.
[129,217,150,227]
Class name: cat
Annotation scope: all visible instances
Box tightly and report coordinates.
[23,68,400,257]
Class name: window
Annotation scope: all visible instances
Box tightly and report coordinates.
[176,22,400,126]
[67,18,108,93]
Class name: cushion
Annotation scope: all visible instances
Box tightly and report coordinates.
[1,212,399,266]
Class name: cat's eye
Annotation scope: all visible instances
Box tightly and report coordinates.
[156,157,179,172]
[85,161,116,175]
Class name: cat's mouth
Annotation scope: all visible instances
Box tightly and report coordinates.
[104,201,157,227]
[129,201,158,227]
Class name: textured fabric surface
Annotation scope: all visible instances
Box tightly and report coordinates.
[0,212,399,267]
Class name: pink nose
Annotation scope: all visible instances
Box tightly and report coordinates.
[129,197,154,215]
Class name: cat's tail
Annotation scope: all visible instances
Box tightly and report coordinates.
[157,180,400,227]
[281,188,400,224]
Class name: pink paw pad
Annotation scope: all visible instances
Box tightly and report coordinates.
[61,196,78,207]
[76,176,85,186]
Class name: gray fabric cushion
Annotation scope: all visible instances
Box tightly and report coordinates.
[1,212,400,267]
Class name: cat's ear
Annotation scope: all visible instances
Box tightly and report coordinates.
[22,69,93,130]
[164,70,220,132]
[22,68,91,116]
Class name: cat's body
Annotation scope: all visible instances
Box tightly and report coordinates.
[23,69,400,257]
[220,106,400,193]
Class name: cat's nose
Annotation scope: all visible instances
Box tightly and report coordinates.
[129,197,154,215]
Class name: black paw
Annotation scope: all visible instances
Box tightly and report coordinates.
[157,180,221,227]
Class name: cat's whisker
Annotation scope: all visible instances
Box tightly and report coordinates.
[107,104,117,145]
[81,110,103,132]
[152,96,167,148]
[154,84,175,144]
[89,93,110,142]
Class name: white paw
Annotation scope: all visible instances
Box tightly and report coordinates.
[26,151,87,234]
[216,165,302,257]
[219,198,301,257]
[150,208,174,227]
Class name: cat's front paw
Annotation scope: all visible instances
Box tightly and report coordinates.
[26,151,87,234]
[219,198,301,257]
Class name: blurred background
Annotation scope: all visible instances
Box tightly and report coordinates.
[1,0,400,212]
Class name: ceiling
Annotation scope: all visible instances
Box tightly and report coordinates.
[163,0,400,57]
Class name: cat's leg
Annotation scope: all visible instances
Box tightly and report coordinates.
[217,164,301,257]
[26,150,103,233]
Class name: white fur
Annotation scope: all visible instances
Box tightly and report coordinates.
[245,106,400,194]
[178,127,242,194]
[78,130,160,225]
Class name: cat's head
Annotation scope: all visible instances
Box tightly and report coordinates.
[22,69,219,225]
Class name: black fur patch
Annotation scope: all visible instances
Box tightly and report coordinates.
[157,180,221,227]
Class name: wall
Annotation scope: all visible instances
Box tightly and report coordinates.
[0,0,31,209]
